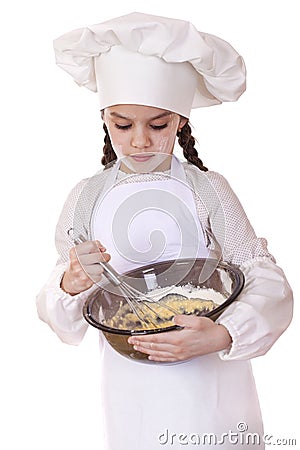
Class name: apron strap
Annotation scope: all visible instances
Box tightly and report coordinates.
[170,154,187,181]
[101,159,121,195]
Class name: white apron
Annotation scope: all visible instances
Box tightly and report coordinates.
[91,156,264,450]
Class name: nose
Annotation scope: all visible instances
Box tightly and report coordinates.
[131,126,151,150]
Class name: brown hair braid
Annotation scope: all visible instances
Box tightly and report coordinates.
[177,122,208,172]
[101,123,117,168]
[101,119,208,172]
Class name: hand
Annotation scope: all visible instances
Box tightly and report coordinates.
[128,315,232,363]
[61,240,111,295]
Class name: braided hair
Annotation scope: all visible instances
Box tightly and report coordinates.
[177,122,208,171]
[101,120,208,172]
[101,123,117,168]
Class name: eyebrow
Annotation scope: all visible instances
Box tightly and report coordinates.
[109,111,173,121]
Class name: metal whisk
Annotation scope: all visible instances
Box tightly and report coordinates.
[72,233,179,327]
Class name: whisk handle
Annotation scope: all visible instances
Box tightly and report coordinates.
[72,233,121,287]
[98,261,122,286]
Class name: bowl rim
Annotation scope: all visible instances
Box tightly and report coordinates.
[82,258,244,336]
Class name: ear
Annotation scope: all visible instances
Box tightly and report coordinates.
[178,116,188,131]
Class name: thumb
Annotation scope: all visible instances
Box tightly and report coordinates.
[96,240,107,252]
[173,314,201,329]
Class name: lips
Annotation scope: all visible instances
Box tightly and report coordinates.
[130,154,154,162]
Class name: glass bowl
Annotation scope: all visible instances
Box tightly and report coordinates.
[83,258,244,364]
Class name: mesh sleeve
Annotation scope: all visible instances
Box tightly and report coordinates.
[55,178,91,264]
[185,164,275,265]
[54,168,111,264]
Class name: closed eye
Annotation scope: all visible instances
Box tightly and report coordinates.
[150,124,168,130]
[114,123,168,131]
[115,124,132,130]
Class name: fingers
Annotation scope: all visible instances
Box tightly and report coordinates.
[128,330,184,361]
[130,339,181,363]
[173,315,214,329]
[173,314,202,328]
[132,340,176,354]
[74,241,111,281]
[127,318,217,362]
[74,250,106,266]
[73,240,106,257]
[62,240,111,295]
[70,241,110,266]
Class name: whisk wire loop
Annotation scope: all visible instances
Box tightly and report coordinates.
[71,233,180,327]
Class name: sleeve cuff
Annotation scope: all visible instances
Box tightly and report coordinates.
[50,264,99,306]
[36,263,99,345]
[215,256,293,361]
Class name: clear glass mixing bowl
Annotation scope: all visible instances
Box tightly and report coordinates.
[83,258,244,364]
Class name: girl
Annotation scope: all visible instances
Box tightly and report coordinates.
[37,12,293,450]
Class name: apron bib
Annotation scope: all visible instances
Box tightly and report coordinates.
[90,155,263,450]
[91,155,208,274]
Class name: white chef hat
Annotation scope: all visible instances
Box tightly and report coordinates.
[54,12,246,118]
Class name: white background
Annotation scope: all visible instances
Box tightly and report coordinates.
[1,0,298,448]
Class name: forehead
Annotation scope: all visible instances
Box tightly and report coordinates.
[106,104,175,120]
